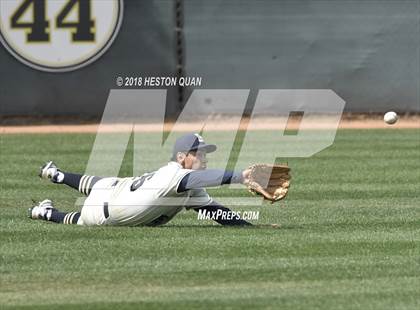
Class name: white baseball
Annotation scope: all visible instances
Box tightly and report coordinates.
[384,111,398,125]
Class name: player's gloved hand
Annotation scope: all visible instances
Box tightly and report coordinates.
[245,163,291,203]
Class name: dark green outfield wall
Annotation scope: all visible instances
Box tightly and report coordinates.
[0,1,179,120]
[0,0,419,121]
[184,0,419,113]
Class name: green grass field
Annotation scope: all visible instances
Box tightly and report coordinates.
[1,129,419,309]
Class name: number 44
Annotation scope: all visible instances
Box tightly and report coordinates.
[10,0,95,42]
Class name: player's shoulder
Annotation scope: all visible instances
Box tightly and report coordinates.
[147,162,192,196]
[148,162,192,186]
[158,161,192,175]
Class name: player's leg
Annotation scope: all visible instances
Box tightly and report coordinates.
[78,177,121,226]
[28,199,80,225]
[39,161,101,195]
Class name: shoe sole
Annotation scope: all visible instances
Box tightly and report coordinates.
[39,161,54,179]
[27,205,55,220]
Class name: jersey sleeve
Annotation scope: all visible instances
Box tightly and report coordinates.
[177,169,244,192]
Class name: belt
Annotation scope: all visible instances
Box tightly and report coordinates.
[103,180,118,219]
[104,202,109,219]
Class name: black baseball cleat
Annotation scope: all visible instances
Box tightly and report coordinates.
[39,161,59,180]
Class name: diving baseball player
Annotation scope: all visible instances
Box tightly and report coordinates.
[28,133,252,226]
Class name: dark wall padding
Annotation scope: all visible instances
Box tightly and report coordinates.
[0,0,419,118]
[184,0,419,112]
[0,1,178,119]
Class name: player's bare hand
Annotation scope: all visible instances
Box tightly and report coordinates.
[242,168,252,184]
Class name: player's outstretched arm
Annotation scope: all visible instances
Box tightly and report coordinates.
[177,169,249,192]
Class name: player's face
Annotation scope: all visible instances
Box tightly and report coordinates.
[185,150,207,170]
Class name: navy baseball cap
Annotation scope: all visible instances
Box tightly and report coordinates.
[172,133,217,157]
